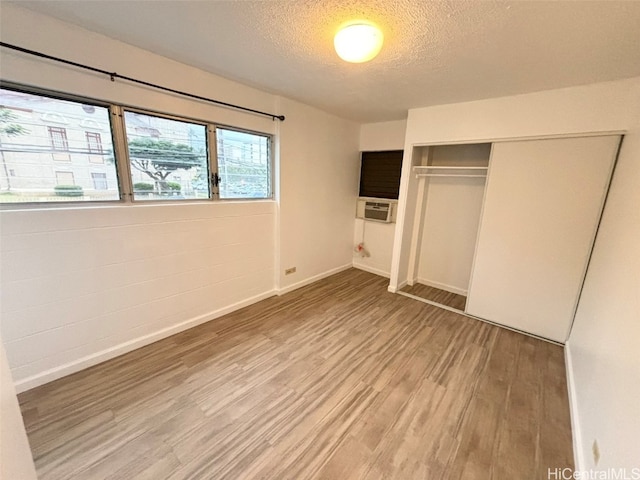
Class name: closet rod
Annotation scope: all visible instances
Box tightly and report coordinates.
[416,174,487,178]
[414,166,488,170]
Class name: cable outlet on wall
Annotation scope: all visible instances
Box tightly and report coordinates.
[592,439,600,466]
[285,267,296,275]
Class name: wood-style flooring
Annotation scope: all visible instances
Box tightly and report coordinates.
[401,283,467,311]
[19,269,573,480]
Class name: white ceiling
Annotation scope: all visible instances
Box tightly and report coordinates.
[10,0,640,122]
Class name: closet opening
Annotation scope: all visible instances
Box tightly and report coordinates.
[397,142,491,312]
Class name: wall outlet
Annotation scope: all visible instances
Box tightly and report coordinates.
[285,267,296,275]
[592,440,600,466]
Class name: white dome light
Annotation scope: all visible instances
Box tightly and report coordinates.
[334,23,384,63]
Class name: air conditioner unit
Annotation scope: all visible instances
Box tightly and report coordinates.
[356,198,396,223]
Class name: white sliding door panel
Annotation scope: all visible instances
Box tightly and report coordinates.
[466,135,619,342]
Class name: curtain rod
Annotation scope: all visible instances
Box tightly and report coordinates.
[0,42,285,122]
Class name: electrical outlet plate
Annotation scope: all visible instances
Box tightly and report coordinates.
[285,267,296,275]
[592,440,600,465]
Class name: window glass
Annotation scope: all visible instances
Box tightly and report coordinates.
[91,172,108,190]
[124,111,209,201]
[216,128,271,199]
[0,88,119,203]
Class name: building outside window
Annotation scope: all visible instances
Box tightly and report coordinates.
[0,88,119,202]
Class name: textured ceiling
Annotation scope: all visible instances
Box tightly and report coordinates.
[9,0,640,122]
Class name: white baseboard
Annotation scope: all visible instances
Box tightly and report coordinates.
[14,289,276,393]
[564,341,584,471]
[397,290,464,314]
[416,277,468,296]
[398,280,407,290]
[352,262,390,278]
[387,273,408,293]
[277,263,352,296]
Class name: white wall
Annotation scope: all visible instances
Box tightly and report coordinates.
[417,177,485,294]
[353,219,395,277]
[0,4,360,391]
[353,119,406,277]
[0,335,37,480]
[390,77,640,470]
[359,119,407,152]
[567,89,640,469]
[278,97,360,292]
[1,202,276,390]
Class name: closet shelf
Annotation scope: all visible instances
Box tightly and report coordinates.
[413,165,488,178]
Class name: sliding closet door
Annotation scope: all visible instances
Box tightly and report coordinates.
[466,135,619,342]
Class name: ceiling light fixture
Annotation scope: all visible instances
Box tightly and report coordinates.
[334,23,384,63]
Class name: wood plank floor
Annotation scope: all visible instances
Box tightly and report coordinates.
[18,269,573,480]
[401,283,467,311]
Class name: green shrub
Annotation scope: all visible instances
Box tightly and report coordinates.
[54,185,84,197]
[133,182,154,191]
[166,182,181,191]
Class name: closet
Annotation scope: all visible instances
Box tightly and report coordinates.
[400,143,490,311]
[395,135,621,343]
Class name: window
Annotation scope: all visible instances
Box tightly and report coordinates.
[86,132,103,153]
[86,132,104,164]
[0,88,119,203]
[55,171,74,185]
[216,128,271,199]
[0,84,274,206]
[359,150,403,199]
[48,127,69,151]
[124,111,209,201]
[91,172,108,190]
